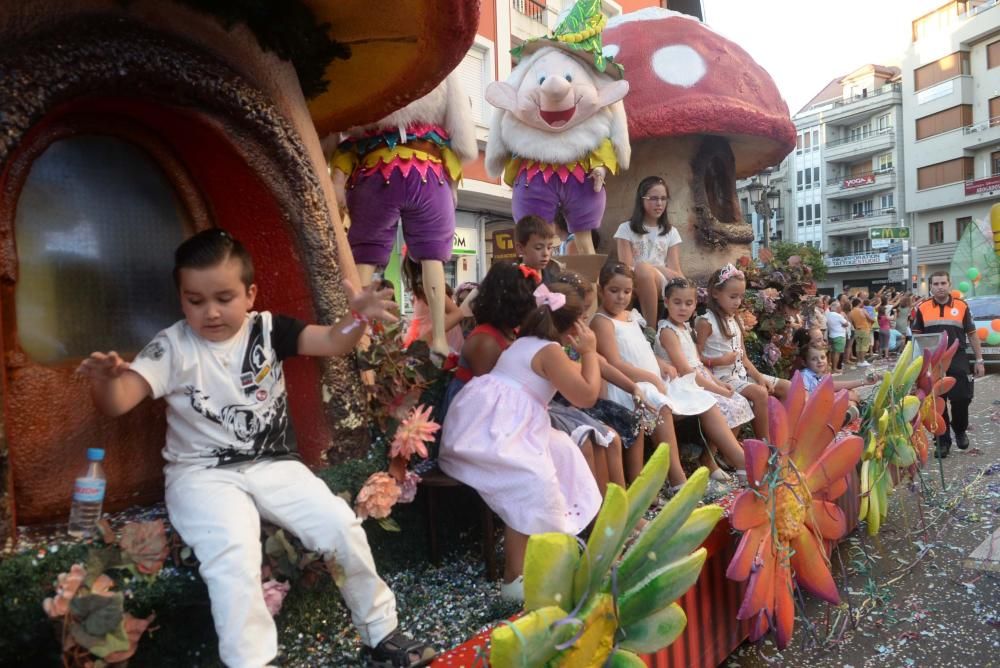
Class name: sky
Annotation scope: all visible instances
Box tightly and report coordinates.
[702,0,948,114]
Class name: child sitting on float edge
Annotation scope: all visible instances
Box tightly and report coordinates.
[77,229,435,668]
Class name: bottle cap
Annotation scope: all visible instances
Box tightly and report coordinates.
[87,448,105,461]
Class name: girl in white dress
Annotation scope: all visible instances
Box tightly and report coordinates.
[695,264,790,442]
[613,176,684,333]
[440,282,603,601]
[591,263,746,492]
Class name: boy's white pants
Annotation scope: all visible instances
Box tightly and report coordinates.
[165,459,398,668]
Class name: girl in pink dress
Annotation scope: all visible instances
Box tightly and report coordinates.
[439,281,603,601]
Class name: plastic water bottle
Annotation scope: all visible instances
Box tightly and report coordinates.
[68,448,106,538]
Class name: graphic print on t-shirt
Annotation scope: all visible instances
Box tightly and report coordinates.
[186,315,296,465]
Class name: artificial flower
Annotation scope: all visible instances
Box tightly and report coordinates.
[119,520,170,575]
[397,470,422,504]
[42,564,86,618]
[262,579,291,617]
[726,373,862,649]
[390,404,440,461]
[355,472,402,519]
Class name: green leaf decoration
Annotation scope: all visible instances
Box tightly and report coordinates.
[377,517,401,532]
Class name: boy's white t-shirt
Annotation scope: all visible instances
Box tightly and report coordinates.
[613,222,682,267]
[825,310,848,338]
[129,311,306,469]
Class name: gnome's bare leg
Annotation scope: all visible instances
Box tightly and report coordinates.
[420,259,450,357]
[356,264,377,286]
[573,230,596,255]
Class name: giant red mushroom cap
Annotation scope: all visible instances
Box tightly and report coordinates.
[604,8,795,177]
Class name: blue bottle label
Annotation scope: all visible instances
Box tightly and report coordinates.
[73,477,106,503]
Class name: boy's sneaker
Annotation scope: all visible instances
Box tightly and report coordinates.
[857,360,871,367]
[361,630,437,667]
[499,575,525,603]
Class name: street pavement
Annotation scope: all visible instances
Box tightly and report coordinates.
[731,360,1000,667]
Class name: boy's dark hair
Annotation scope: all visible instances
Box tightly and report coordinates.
[628,175,671,237]
[928,270,951,283]
[520,281,584,341]
[515,215,555,246]
[598,260,634,288]
[473,261,538,332]
[851,298,861,308]
[174,228,254,289]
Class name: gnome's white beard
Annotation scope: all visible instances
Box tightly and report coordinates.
[500,108,614,165]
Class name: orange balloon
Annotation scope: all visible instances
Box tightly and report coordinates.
[992,318,1000,332]
[979,327,989,341]
[951,289,963,298]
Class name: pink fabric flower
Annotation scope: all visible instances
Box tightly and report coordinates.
[261,579,291,617]
[42,563,86,618]
[397,471,422,504]
[355,472,402,519]
[390,404,440,461]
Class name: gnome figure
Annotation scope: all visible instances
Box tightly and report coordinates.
[485,0,630,255]
[331,73,477,356]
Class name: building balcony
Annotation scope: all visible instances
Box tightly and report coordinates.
[511,0,551,41]
[826,207,897,235]
[824,127,896,163]
[962,115,1000,150]
[821,84,902,126]
[824,168,896,200]
[823,251,903,273]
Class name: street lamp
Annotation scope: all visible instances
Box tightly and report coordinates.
[748,167,780,247]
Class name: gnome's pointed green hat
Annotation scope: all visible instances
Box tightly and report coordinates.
[511,0,624,79]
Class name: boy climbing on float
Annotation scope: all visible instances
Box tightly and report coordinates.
[77,229,436,668]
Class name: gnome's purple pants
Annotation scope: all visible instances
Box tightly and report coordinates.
[347,171,455,266]
[511,172,605,233]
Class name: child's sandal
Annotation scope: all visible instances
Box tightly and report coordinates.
[361,630,437,667]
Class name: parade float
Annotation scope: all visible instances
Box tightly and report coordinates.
[0,2,975,667]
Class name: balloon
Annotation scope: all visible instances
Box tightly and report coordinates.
[951,289,963,299]
[978,327,989,341]
[988,331,1000,346]
[967,267,980,280]
[992,318,1000,332]
[958,281,972,293]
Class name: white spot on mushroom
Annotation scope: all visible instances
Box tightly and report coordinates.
[603,44,620,59]
[651,45,706,88]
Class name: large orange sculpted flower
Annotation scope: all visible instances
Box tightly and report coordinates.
[726,374,863,648]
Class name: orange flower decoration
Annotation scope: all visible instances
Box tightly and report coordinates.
[726,373,863,649]
[390,404,440,461]
[912,337,958,464]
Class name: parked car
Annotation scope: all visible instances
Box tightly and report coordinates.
[966,295,1000,370]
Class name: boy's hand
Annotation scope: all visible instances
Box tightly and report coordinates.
[77,351,131,383]
[343,280,398,325]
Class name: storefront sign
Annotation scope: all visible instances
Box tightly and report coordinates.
[825,252,889,267]
[964,175,1000,196]
[843,174,876,188]
[453,228,478,256]
[490,228,517,264]
[869,227,909,239]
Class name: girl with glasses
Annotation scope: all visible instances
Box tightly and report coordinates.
[613,176,685,336]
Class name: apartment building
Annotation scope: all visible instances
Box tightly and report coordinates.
[788,65,908,294]
[902,0,1000,288]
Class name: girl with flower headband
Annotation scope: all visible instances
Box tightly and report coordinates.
[592,263,745,495]
[657,277,753,484]
[696,264,790,441]
[439,280,603,602]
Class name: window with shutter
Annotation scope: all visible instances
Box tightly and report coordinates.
[457,48,487,125]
